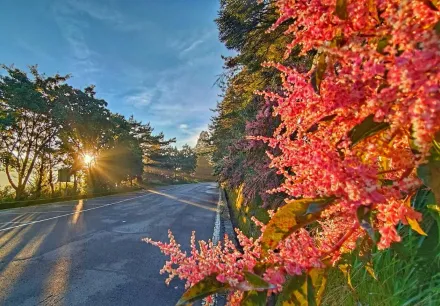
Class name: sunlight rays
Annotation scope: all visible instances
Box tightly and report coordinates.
[71,200,84,225]
[40,231,72,305]
[0,223,56,303]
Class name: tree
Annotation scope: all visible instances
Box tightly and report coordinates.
[0,66,69,199]
[0,65,172,199]
[179,144,197,174]
[211,0,302,206]
[194,131,214,180]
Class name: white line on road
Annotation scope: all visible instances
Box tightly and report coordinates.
[0,193,151,233]
[0,211,81,214]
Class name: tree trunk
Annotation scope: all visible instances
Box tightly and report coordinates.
[35,156,45,198]
[48,154,55,197]
[73,172,78,194]
[15,185,25,201]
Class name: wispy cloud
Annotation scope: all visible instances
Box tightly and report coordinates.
[15,38,52,61]
[180,39,204,54]
[176,125,207,147]
[168,30,216,58]
[52,2,100,83]
[51,0,148,84]
[118,51,222,147]
[125,88,155,109]
[64,0,123,23]
[59,0,146,32]
[175,123,208,147]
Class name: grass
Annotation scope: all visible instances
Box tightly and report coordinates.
[0,187,143,210]
[323,245,440,305]
[323,189,440,306]
[225,185,269,238]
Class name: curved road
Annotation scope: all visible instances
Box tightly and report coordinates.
[0,183,218,306]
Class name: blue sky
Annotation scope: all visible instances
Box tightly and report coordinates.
[0,0,229,147]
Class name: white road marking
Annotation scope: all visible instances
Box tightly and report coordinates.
[0,193,151,233]
[0,211,79,214]
[0,221,36,224]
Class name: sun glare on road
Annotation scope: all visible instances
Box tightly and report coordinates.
[72,199,84,225]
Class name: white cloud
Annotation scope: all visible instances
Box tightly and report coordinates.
[59,0,146,32]
[121,52,222,147]
[176,125,207,148]
[168,30,217,58]
[51,0,147,83]
[52,2,101,82]
[180,39,204,54]
[125,89,155,109]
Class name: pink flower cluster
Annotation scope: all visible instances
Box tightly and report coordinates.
[262,0,439,249]
[144,217,322,305]
[147,1,439,304]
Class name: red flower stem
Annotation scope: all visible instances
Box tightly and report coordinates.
[323,221,359,256]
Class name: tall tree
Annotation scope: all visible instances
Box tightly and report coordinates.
[210,0,301,206]
[0,66,69,199]
[194,131,214,180]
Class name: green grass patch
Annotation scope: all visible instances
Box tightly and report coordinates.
[225,186,269,238]
[323,189,440,306]
[0,187,143,210]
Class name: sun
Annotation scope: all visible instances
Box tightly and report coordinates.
[83,153,95,165]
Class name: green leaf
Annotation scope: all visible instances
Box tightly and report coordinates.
[377,36,391,54]
[308,269,327,306]
[356,206,377,243]
[311,53,327,95]
[348,115,390,147]
[435,20,440,36]
[427,190,440,216]
[320,114,337,122]
[419,219,440,259]
[380,179,394,186]
[261,198,335,253]
[338,264,354,290]
[391,242,410,260]
[428,204,440,213]
[365,261,377,280]
[356,236,373,263]
[276,274,307,306]
[243,272,275,290]
[276,269,327,306]
[335,0,348,20]
[241,290,267,306]
[417,136,440,203]
[406,217,427,236]
[253,263,269,276]
[176,274,229,306]
[423,0,439,11]
[306,203,328,215]
[352,237,377,280]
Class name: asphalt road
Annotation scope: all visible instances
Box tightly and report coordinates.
[0,183,218,306]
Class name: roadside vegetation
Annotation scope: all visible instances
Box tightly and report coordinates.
[148,0,440,305]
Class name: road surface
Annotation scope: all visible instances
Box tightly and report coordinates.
[0,183,218,306]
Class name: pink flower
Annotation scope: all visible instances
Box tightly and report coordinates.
[147,1,440,304]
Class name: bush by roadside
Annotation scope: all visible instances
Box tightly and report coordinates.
[0,186,143,210]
